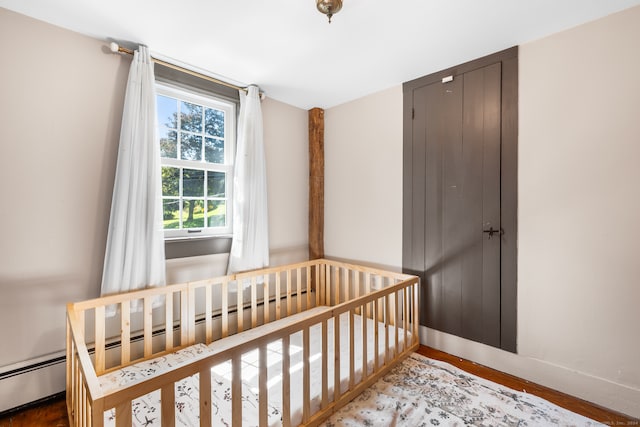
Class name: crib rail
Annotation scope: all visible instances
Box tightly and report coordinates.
[66,259,419,427]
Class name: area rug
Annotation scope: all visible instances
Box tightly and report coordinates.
[323,353,603,427]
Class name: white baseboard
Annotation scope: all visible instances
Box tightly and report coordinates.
[420,326,640,419]
[0,351,66,413]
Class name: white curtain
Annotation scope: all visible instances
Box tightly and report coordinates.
[227,86,269,274]
[101,46,166,306]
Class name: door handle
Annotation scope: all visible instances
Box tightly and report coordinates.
[483,227,502,239]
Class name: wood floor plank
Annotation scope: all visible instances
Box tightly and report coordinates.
[0,397,68,427]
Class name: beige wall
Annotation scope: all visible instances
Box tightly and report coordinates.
[325,86,403,270]
[0,8,129,368]
[518,4,640,415]
[0,7,309,409]
[325,5,640,418]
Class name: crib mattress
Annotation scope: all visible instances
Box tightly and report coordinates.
[101,310,408,426]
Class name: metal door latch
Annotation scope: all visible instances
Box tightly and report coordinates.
[483,227,503,239]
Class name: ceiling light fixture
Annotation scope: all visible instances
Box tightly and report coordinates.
[316,0,343,23]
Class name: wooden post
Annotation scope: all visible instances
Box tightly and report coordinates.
[309,107,324,260]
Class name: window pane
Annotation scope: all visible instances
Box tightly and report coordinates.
[205,137,224,164]
[180,101,202,132]
[157,95,177,129]
[207,171,225,197]
[182,200,205,228]
[207,200,226,227]
[161,166,179,196]
[163,199,180,229]
[180,133,202,161]
[205,108,225,137]
[183,169,204,197]
[160,130,177,158]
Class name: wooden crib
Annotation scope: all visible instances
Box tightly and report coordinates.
[66,259,420,427]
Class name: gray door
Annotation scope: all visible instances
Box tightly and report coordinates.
[414,63,502,347]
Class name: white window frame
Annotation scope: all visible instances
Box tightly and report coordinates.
[156,82,236,239]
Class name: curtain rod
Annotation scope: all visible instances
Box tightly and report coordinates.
[109,42,249,94]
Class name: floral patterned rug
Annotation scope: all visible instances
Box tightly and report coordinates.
[323,353,603,427]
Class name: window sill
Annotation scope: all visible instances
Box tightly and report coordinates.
[164,233,232,243]
[164,235,232,259]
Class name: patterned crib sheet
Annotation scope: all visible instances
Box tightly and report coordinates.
[101,313,408,426]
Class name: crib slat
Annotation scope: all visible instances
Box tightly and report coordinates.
[394,290,399,358]
[389,280,397,327]
[251,276,258,328]
[164,295,173,352]
[365,272,371,318]
[334,267,340,305]
[200,368,212,427]
[282,335,291,427]
[344,268,350,302]
[325,265,331,306]
[275,273,282,320]
[70,347,76,427]
[297,268,302,313]
[263,275,270,325]
[321,319,328,409]
[77,361,82,427]
[180,289,189,345]
[237,281,244,333]
[302,326,310,423]
[316,264,321,307]
[413,282,420,342]
[65,317,72,415]
[349,309,355,389]
[79,378,84,426]
[286,269,292,316]
[189,287,198,344]
[81,378,87,427]
[94,306,105,374]
[222,280,229,338]
[232,355,242,427]
[259,344,268,427]
[72,354,78,425]
[384,294,390,365]
[373,298,379,371]
[115,401,132,427]
[85,382,90,426]
[161,383,175,427]
[144,297,153,357]
[205,285,213,344]
[354,272,360,314]
[403,287,409,352]
[362,302,368,379]
[333,314,341,402]
[85,387,90,427]
[306,265,312,309]
[122,302,132,365]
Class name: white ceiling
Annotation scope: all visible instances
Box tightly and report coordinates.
[2,0,640,109]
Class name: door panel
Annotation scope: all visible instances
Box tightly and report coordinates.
[439,75,464,337]
[479,63,502,347]
[418,63,502,346]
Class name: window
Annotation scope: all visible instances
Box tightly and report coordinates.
[156,83,235,239]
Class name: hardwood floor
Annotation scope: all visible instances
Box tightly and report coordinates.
[0,395,68,427]
[1,346,637,426]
